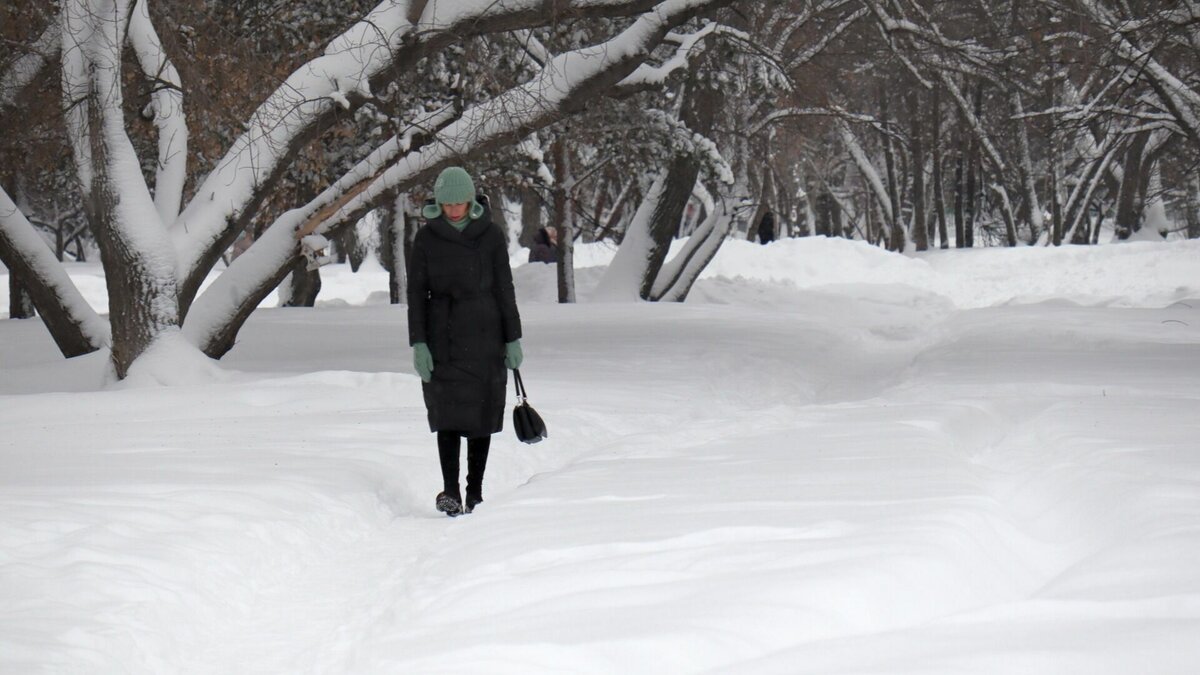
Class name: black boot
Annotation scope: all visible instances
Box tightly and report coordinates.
[436,491,463,517]
[464,436,490,514]
[437,431,463,517]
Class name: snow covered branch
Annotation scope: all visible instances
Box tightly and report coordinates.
[0,186,109,355]
[614,21,718,93]
[169,0,695,310]
[127,0,186,225]
[836,118,893,224]
[184,0,734,357]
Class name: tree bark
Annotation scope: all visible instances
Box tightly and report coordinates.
[639,75,715,298]
[954,132,965,248]
[378,193,410,304]
[1187,174,1200,239]
[880,87,904,252]
[932,86,949,249]
[1114,131,1150,239]
[519,186,543,248]
[907,87,928,251]
[85,104,181,378]
[551,137,576,304]
[8,277,36,319]
[281,259,322,308]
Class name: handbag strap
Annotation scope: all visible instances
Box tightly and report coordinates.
[513,368,528,401]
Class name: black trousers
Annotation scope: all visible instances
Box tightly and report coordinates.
[437,431,490,498]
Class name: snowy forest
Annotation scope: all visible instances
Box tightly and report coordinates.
[1,0,1198,378]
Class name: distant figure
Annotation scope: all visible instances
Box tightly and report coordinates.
[529,226,558,264]
[757,211,776,245]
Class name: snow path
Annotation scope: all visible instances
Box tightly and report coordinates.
[2,271,1200,671]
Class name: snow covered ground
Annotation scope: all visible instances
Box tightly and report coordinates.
[2,237,1199,673]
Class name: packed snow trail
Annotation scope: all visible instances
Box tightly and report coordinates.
[2,240,1200,673]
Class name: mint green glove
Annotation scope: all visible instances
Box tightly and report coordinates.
[413,342,434,382]
[504,340,523,370]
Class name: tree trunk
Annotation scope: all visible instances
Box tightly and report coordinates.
[3,176,36,319]
[85,97,181,378]
[281,259,322,307]
[0,188,105,355]
[378,193,409,304]
[1012,93,1042,245]
[1048,142,1063,246]
[519,186,543,248]
[880,87,904,252]
[1114,131,1150,239]
[907,87,928,251]
[551,137,576,304]
[954,132,965,248]
[932,85,949,249]
[815,189,835,237]
[965,142,979,248]
[8,277,36,319]
[1187,174,1200,239]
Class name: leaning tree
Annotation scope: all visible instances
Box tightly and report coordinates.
[0,0,734,378]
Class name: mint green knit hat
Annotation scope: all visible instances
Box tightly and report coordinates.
[424,166,485,220]
[434,166,476,205]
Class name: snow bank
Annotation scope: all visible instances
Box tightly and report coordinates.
[5,238,1196,320]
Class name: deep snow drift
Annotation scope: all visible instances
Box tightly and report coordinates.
[2,237,1199,673]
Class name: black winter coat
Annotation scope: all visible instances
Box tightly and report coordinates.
[407,206,521,437]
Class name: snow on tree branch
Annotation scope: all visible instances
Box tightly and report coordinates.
[615,21,717,91]
[168,0,684,289]
[183,0,733,354]
[0,186,110,351]
[127,0,187,225]
[837,118,893,224]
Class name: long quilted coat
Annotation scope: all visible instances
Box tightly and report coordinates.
[407,204,521,438]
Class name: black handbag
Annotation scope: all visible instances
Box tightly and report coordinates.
[512,369,548,444]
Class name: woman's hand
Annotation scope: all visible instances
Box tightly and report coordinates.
[413,343,434,382]
[505,340,523,370]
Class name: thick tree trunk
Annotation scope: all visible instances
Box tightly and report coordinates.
[85,96,181,377]
[1114,131,1150,239]
[640,75,716,298]
[653,189,738,302]
[815,189,836,237]
[281,260,322,307]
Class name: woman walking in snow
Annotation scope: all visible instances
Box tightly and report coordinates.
[408,166,523,517]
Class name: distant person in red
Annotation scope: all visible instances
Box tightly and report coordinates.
[757,211,776,245]
[529,226,558,264]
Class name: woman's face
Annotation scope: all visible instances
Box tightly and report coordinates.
[443,202,469,221]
